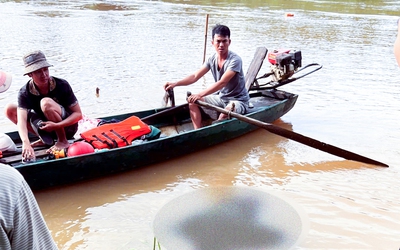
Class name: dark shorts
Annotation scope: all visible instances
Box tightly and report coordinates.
[28,107,78,140]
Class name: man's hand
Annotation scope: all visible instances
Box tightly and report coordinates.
[22,143,35,162]
[39,121,57,132]
[186,93,202,103]
[164,82,176,91]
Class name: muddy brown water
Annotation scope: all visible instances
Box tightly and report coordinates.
[0,0,399,249]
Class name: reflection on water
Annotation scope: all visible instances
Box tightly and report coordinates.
[1,0,400,249]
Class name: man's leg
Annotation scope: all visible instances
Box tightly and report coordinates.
[40,97,69,150]
[4,104,38,136]
[218,102,235,120]
[189,103,202,129]
[4,103,17,124]
[218,101,247,120]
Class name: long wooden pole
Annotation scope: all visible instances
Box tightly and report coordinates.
[202,14,209,64]
[195,100,389,167]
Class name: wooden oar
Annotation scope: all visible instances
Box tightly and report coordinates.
[195,100,389,167]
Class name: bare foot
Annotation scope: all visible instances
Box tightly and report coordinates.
[46,141,70,153]
[219,104,236,120]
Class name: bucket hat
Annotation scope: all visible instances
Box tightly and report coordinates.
[23,50,53,75]
[0,70,12,93]
[29,112,54,146]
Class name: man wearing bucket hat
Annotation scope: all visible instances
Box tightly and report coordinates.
[0,71,58,249]
[5,50,82,160]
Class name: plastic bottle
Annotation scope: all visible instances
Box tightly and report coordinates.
[22,154,36,164]
[52,148,67,159]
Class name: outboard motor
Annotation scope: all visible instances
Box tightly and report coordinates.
[268,49,302,82]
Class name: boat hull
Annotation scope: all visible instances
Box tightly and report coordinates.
[6,89,297,189]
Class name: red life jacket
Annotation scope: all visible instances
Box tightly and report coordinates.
[80,116,151,149]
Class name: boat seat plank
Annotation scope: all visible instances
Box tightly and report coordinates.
[0,148,49,164]
[245,47,268,91]
[1,148,22,158]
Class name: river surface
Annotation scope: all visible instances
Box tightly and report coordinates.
[1,0,400,249]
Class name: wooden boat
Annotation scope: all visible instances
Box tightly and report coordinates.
[1,88,297,190]
[0,47,301,189]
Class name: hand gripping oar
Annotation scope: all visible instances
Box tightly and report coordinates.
[195,100,389,167]
[142,89,184,124]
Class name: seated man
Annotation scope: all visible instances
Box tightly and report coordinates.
[4,50,82,161]
[164,24,250,129]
